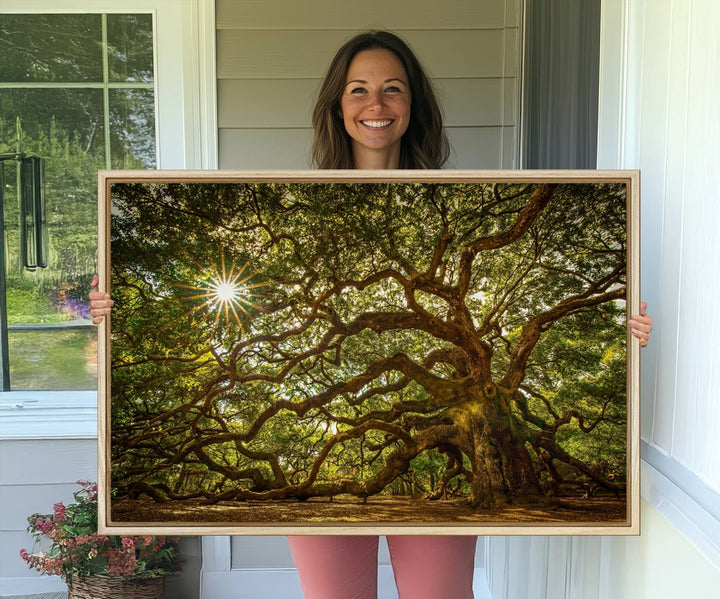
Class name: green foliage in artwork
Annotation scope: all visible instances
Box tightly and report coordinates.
[109,181,630,508]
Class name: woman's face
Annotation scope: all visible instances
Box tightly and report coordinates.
[340,48,411,168]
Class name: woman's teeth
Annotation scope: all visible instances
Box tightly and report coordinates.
[362,120,392,128]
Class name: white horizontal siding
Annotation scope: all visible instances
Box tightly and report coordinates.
[0,441,96,485]
[218,78,516,128]
[446,127,512,169]
[0,440,96,581]
[0,396,99,590]
[219,128,313,169]
[217,29,513,80]
[216,0,516,30]
[216,0,521,171]
[0,483,89,530]
[219,126,514,170]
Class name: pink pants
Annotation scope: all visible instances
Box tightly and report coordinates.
[287,535,477,599]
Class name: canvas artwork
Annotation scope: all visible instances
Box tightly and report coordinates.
[98,170,639,535]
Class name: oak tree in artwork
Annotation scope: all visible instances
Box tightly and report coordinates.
[110,181,627,513]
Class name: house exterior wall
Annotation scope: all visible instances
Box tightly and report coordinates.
[13,1,719,597]
[597,501,720,599]
[215,0,522,169]
[0,434,96,596]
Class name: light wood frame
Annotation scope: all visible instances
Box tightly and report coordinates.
[98,169,640,535]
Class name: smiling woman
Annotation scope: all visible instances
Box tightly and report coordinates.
[311,30,448,170]
[339,48,412,169]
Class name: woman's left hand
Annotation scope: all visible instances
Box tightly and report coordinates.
[628,301,653,348]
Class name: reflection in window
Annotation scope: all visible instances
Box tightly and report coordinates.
[0,15,103,83]
[0,13,156,390]
[107,14,154,83]
[110,88,156,169]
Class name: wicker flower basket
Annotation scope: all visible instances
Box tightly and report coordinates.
[67,575,165,599]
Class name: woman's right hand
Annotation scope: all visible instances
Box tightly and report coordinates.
[89,274,113,324]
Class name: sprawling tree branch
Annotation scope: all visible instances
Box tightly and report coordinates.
[110,181,629,507]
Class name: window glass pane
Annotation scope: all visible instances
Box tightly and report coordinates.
[9,329,97,390]
[0,14,102,82]
[107,14,154,83]
[1,88,105,280]
[0,89,107,160]
[1,88,103,390]
[110,89,157,168]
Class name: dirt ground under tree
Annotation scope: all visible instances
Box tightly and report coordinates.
[111,493,627,527]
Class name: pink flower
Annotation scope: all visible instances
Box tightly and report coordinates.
[88,484,98,501]
[121,537,135,549]
[107,548,137,576]
[42,556,64,576]
[53,502,66,522]
[20,482,179,579]
[34,518,54,534]
[75,480,98,500]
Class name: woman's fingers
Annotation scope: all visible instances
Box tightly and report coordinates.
[628,302,652,348]
[89,274,113,324]
[90,302,113,324]
[630,328,649,347]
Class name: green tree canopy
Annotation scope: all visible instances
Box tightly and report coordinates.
[110,181,627,508]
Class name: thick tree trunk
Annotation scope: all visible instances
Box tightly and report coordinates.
[454,388,540,507]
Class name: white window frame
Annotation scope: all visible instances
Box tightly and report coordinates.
[0,0,217,441]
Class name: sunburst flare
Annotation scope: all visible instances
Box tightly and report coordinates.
[177,250,267,331]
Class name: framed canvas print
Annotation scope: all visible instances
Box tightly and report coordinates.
[97,170,640,535]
